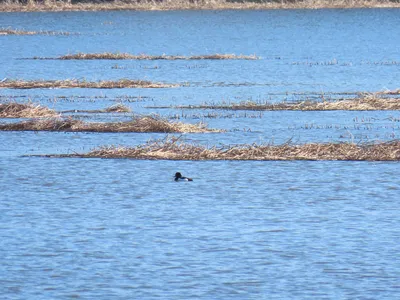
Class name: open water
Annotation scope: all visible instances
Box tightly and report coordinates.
[1,9,400,299]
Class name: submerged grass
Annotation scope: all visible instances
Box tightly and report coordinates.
[31,52,259,60]
[61,103,132,114]
[0,27,71,35]
[1,0,400,12]
[38,136,400,161]
[0,102,58,118]
[0,116,220,133]
[0,79,177,89]
[153,95,400,111]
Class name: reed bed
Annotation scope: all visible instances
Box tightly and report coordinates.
[0,116,220,133]
[0,102,58,118]
[155,96,400,111]
[40,137,400,161]
[0,79,177,89]
[0,27,71,35]
[1,0,400,12]
[31,52,259,60]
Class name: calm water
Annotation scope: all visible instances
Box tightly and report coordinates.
[1,9,400,299]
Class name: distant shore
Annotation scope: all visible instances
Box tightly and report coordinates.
[1,0,400,12]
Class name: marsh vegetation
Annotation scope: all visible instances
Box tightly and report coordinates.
[151,94,400,111]
[0,27,72,35]
[1,0,400,12]
[30,53,259,60]
[0,102,58,118]
[0,79,178,89]
[39,136,400,161]
[0,115,220,133]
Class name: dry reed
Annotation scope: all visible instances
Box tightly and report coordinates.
[31,52,259,60]
[0,79,177,89]
[1,0,400,12]
[157,95,400,111]
[0,102,58,118]
[46,137,400,161]
[0,116,220,133]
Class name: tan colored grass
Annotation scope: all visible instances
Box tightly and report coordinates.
[49,137,400,161]
[159,95,400,111]
[0,102,58,118]
[0,79,177,89]
[33,52,259,60]
[1,0,400,12]
[0,116,220,133]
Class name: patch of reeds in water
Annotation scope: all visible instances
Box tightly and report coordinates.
[0,116,220,133]
[31,52,259,60]
[47,137,400,161]
[156,95,400,111]
[0,79,177,89]
[0,102,58,118]
[0,27,71,35]
[1,0,400,12]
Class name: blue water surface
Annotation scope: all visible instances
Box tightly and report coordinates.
[1,9,400,300]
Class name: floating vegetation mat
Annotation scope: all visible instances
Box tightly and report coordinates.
[0,116,220,133]
[34,137,400,161]
[2,0,400,12]
[152,95,400,111]
[0,79,177,89]
[31,52,259,60]
[0,27,71,36]
[0,102,58,118]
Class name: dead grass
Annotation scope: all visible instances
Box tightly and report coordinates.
[37,136,400,161]
[0,79,177,89]
[1,0,400,12]
[155,95,400,111]
[0,27,71,35]
[31,52,259,60]
[0,102,58,118]
[0,116,220,133]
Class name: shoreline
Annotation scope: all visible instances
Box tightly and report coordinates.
[1,1,400,12]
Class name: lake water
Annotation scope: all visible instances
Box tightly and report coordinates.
[1,9,400,299]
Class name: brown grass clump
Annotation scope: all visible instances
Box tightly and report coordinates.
[31,52,259,60]
[0,116,220,133]
[0,102,58,118]
[1,0,400,12]
[49,137,400,161]
[160,95,400,111]
[0,79,177,89]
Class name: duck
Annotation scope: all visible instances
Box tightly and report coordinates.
[175,172,193,182]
